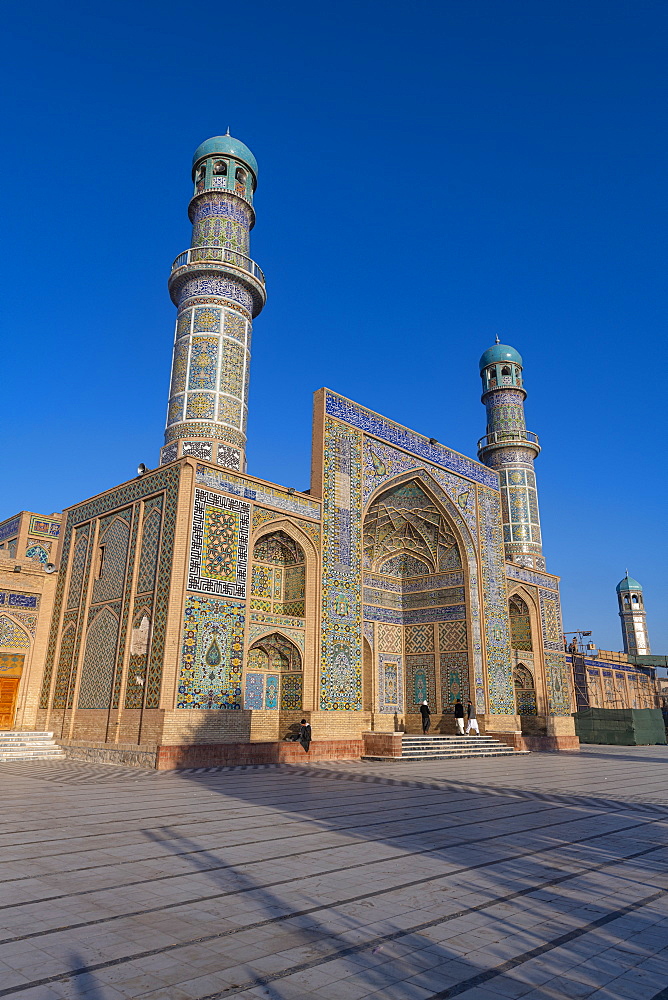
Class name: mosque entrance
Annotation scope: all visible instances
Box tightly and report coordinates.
[0,653,24,729]
[0,678,20,729]
[362,478,471,727]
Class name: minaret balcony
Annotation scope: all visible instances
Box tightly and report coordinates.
[477,429,540,460]
[171,247,265,284]
[168,247,266,316]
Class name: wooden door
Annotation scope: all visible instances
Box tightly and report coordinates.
[0,678,19,729]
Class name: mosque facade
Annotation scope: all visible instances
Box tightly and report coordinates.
[0,135,657,764]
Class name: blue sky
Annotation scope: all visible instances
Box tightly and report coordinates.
[2,0,666,651]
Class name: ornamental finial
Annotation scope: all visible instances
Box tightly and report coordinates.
[495,334,500,344]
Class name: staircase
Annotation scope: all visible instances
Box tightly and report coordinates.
[0,732,65,761]
[363,734,528,762]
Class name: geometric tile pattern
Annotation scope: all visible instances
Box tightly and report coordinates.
[539,589,563,650]
[136,502,162,595]
[77,607,120,709]
[544,651,572,716]
[40,465,180,713]
[188,489,250,598]
[378,623,402,653]
[178,596,245,709]
[52,624,77,710]
[477,486,515,715]
[319,417,363,711]
[405,624,435,654]
[438,620,467,651]
[91,516,130,605]
[0,615,31,648]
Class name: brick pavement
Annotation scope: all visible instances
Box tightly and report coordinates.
[0,746,667,999]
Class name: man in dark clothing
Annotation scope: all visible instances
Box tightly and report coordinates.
[419,700,431,734]
[298,718,312,752]
[465,700,479,735]
[454,697,465,735]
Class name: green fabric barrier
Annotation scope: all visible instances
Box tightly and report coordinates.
[573,708,666,745]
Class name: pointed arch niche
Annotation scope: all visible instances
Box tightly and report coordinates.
[246,516,319,713]
[244,632,302,710]
[362,475,477,723]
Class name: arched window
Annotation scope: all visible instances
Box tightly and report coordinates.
[235,167,246,195]
[508,594,532,651]
[487,367,497,386]
[514,664,537,715]
[196,165,206,193]
[631,595,639,606]
[213,160,227,175]
[244,633,302,710]
[501,366,511,376]
[250,531,306,617]
[624,596,630,608]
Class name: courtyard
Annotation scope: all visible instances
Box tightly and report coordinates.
[0,746,667,1000]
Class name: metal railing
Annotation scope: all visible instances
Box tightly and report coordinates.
[477,429,540,450]
[171,247,265,284]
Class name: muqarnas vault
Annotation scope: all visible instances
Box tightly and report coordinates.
[16,134,584,764]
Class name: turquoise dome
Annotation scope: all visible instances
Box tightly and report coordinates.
[616,574,643,593]
[479,343,523,372]
[192,135,258,177]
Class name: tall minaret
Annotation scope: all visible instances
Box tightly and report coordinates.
[477,340,544,570]
[617,574,651,655]
[161,134,267,470]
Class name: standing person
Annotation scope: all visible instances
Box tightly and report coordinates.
[465,700,479,735]
[298,718,312,752]
[419,700,431,734]
[454,697,465,735]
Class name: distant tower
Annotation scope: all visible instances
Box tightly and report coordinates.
[161,134,267,470]
[617,574,651,655]
[477,341,544,569]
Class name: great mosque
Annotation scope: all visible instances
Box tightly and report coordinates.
[0,135,658,764]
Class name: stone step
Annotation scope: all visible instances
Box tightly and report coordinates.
[362,750,528,761]
[0,730,65,760]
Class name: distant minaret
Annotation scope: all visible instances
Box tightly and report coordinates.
[617,573,651,655]
[477,340,544,569]
[161,134,266,470]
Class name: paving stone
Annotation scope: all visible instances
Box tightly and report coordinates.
[1,746,668,1000]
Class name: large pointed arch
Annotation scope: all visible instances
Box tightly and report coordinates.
[363,468,483,712]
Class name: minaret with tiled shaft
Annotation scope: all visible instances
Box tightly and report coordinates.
[477,341,544,570]
[161,134,266,470]
[617,574,651,655]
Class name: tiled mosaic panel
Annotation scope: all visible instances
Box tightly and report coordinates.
[545,652,572,715]
[195,465,322,520]
[188,337,220,391]
[378,653,403,713]
[0,592,39,610]
[66,530,89,610]
[477,487,515,714]
[327,392,498,489]
[0,516,20,542]
[506,564,559,593]
[280,673,302,710]
[438,620,467,651]
[77,608,119,709]
[508,595,533,651]
[265,674,279,709]
[244,671,264,709]
[0,616,31,649]
[51,625,76,709]
[539,589,563,650]
[25,544,48,563]
[92,516,130,605]
[320,418,363,711]
[188,489,250,598]
[41,468,179,712]
[405,624,435,654]
[247,632,302,671]
[406,654,436,710]
[378,623,402,653]
[136,502,162,595]
[179,596,245,709]
[440,651,470,711]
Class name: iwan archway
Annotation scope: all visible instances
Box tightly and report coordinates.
[362,475,478,732]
